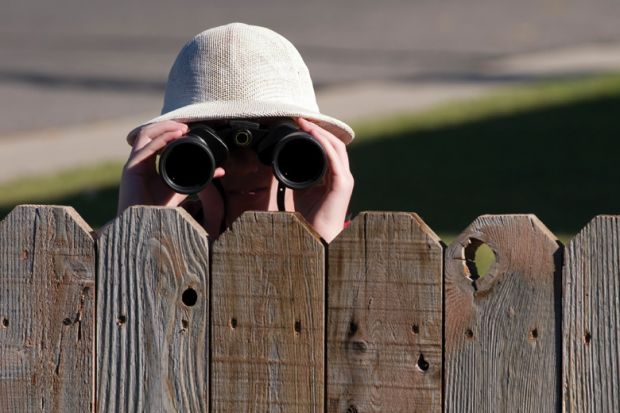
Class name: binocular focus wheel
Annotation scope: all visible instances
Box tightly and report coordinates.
[157,121,328,193]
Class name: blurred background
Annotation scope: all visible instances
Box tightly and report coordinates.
[2,0,620,238]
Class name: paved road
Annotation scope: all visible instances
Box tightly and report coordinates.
[2,0,620,182]
[3,0,620,135]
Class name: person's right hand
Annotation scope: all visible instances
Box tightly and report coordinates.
[118,120,192,214]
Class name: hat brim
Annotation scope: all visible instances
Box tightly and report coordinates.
[127,100,354,146]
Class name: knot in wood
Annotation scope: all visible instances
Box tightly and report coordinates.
[346,404,359,413]
[350,340,368,353]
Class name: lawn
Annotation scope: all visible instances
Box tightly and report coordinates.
[349,73,620,238]
[0,161,123,229]
[1,73,620,247]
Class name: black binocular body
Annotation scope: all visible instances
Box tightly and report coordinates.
[157,120,327,194]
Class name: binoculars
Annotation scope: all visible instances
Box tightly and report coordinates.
[157,120,327,194]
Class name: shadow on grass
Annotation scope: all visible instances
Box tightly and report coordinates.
[0,185,119,230]
[348,93,620,235]
[2,92,618,235]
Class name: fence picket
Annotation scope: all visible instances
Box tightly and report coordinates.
[5,205,620,412]
[211,211,324,412]
[564,216,620,412]
[96,206,209,412]
[444,215,561,412]
[326,212,443,413]
[0,205,95,412]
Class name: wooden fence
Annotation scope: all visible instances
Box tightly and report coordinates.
[0,205,618,412]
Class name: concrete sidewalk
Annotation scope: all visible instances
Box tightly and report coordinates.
[2,41,620,184]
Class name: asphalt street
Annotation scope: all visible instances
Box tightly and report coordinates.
[2,0,620,181]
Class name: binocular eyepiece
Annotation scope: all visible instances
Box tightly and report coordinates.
[158,120,327,194]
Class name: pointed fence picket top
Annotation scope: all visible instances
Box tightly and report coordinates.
[564,215,620,412]
[96,206,209,413]
[211,211,325,412]
[0,205,95,412]
[444,215,561,412]
[327,212,443,413]
[5,203,620,412]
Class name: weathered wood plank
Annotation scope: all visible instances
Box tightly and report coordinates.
[444,214,561,412]
[211,212,324,412]
[327,212,443,413]
[564,216,620,412]
[0,205,95,412]
[96,206,209,412]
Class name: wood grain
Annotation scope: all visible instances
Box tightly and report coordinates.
[211,212,324,412]
[564,215,620,412]
[444,215,561,412]
[326,212,443,413]
[0,205,95,412]
[96,206,209,412]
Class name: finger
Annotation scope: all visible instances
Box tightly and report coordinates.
[299,124,348,188]
[130,121,189,151]
[127,129,186,168]
[296,118,351,176]
[213,167,226,179]
[168,192,189,206]
[132,121,188,152]
[297,118,350,170]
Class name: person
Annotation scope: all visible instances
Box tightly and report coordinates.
[117,23,354,243]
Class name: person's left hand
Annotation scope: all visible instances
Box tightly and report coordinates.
[292,118,354,243]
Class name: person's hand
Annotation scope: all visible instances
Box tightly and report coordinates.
[292,118,354,242]
[118,121,190,214]
[119,120,226,235]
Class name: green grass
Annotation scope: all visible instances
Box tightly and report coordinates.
[0,161,123,228]
[353,72,620,140]
[2,73,620,235]
[348,73,620,236]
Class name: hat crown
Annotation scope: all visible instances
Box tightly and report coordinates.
[162,23,319,115]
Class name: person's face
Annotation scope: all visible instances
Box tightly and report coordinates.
[218,146,279,212]
[196,118,292,223]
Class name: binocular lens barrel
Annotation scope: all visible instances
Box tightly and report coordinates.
[157,123,327,194]
[159,137,216,194]
[272,134,326,189]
